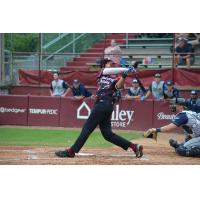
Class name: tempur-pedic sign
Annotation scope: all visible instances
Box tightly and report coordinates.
[29,108,58,115]
[77,102,134,128]
[0,107,58,115]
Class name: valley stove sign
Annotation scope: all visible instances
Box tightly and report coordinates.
[111,104,134,128]
[77,102,134,128]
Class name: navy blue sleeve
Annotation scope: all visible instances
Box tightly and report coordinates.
[149,84,152,92]
[80,85,92,97]
[195,99,200,113]
[172,112,188,127]
[173,88,179,98]
[186,44,192,53]
[139,88,144,96]
[128,89,132,96]
[50,83,53,91]
[62,81,69,89]
[176,46,180,53]
[71,87,76,96]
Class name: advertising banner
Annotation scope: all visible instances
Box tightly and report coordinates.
[28,96,60,126]
[60,98,92,127]
[0,95,28,125]
[119,100,154,130]
[60,99,154,131]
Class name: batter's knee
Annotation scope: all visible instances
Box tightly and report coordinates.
[101,131,115,141]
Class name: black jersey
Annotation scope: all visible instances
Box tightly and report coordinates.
[96,68,118,101]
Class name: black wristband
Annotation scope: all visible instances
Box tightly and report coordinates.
[122,72,127,79]
[156,128,161,133]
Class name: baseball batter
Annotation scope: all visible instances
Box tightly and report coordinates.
[144,98,200,157]
[55,58,143,158]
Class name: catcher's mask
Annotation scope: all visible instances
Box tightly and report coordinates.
[170,98,186,113]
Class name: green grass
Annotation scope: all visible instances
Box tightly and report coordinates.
[0,128,141,148]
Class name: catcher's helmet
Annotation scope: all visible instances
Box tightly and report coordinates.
[174,98,186,106]
[170,98,187,112]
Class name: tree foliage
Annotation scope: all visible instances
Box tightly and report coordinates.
[5,33,39,52]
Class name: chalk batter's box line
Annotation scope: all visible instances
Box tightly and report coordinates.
[0,149,138,156]
[0,155,149,162]
[0,149,149,161]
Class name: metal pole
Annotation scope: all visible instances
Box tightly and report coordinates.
[126,33,129,48]
[38,33,42,95]
[103,33,107,58]
[172,33,176,83]
[0,33,5,84]
[10,33,13,82]
[73,33,75,54]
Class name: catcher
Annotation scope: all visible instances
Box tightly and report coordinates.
[144,98,200,157]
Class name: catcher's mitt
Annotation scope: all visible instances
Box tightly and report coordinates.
[143,128,158,141]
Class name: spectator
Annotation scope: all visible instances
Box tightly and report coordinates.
[104,39,122,65]
[175,33,189,41]
[175,38,194,68]
[175,33,200,48]
[113,90,122,103]
[145,73,165,100]
[50,72,70,97]
[163,80,180,100]
[185,90,200,113]
[188,33,200,47]
[125,79,144,100]
[71,79,92,100]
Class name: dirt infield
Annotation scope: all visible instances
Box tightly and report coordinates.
[0,132,199,165]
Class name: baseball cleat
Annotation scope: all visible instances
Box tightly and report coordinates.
[169,139,179,149]
[134,144,143,158]
[55,149,75,158]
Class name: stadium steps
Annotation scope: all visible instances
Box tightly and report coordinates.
[60,33,129,73]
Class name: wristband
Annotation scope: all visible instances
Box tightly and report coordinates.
[156,128,161,133]
[122,72,127,79]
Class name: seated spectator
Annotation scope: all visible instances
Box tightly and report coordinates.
[125,79,144,100]
[145,73,165,100]
[163,81,180,100]
[185,90,200,113]
[188,33,200,47]
[71,79,92,100]
[113,90,122,103]
[104,39,122,65]
[50,72,70,97]
[175,38,194,68]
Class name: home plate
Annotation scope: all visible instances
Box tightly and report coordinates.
[76,153,95,157]
[27,155,39,160]
[140,155,149,161]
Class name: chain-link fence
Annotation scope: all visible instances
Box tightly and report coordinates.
[1,33,200,88]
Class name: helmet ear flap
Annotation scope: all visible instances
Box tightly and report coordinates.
[170,105,176,112]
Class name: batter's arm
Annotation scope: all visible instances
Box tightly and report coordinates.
[116,76,125,89]
[102,67,136,75]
